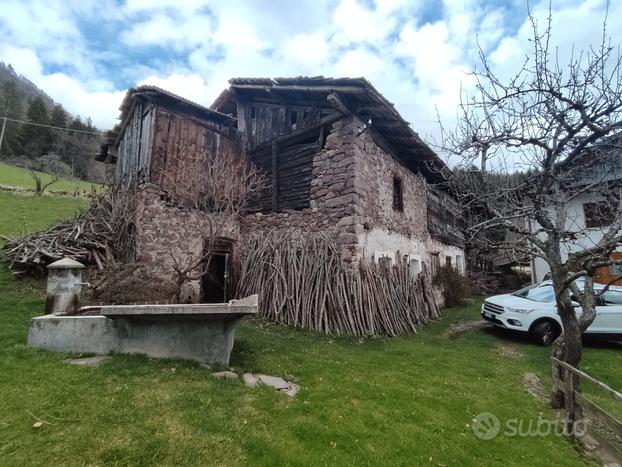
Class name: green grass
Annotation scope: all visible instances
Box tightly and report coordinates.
[0,161,101,194]
[0,191,89,239]
[1,185,621,465]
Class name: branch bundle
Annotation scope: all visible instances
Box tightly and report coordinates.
[2,186,136,274]
[236,232,440,336]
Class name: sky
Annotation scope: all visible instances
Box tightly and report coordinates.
[0,0,620,147]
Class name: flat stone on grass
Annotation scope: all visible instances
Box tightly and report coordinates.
[281,383,300,398]
[257,374,290,390]
[243,373,259,388]
[65,356,111,366]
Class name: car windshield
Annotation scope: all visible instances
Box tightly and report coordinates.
[512,283,555,302]
[602,290,622,305]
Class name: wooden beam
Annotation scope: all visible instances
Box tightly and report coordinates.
[371,119,403,128]
[327,92,351,115]
[356,103,386,113]
[231,84,367,94]
[271,140,278,212]
[251,111,342,153]
[243,95,330,108]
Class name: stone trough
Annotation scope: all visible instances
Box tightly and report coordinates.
[27,295,258,366]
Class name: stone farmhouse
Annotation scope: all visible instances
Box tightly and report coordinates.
[98,77,465,303]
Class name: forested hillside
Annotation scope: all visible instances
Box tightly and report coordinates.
[0,62,106,182]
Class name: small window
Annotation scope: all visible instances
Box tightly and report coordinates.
[378,256,393,268]
[456,255,464,274]
[584,202,616,228]
[251,105,256,119]
[430,253,440,275]
[392,176,403,211]
[409,259,420,278]
[290,110,298,127]
[446,256,452,267]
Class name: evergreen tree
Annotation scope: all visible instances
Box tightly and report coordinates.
[49,104,67,128]
[20,96,51,158]
[65,116,90,178]
[0,80,24,158]
[49,103,68,153]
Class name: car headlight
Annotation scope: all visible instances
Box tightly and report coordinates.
[505,307,534,314]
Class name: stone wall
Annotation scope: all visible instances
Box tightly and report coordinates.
[242,117,362,261]
[353,116,428,245]
[134,184,239,301]
[241,114,465,267]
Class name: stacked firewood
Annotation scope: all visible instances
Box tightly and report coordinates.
[236,232,440,336]
[2,187,136,274]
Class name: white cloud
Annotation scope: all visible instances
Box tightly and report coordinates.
[283,32,330,68]
[0,0,620,141]
[0,45,124,128]
[139,73,215,107]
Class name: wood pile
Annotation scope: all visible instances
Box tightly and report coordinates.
[1,187,136,275]
[467,270,502,295]
[236,233,440,336]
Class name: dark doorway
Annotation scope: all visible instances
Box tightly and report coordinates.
[202,253,227,303]
[201,237,234,303]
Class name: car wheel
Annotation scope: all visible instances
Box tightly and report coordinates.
[530,321,560,346]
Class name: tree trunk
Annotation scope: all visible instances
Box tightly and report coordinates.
[551,298,583,422]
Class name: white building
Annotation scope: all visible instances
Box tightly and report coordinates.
[531,143,622,283]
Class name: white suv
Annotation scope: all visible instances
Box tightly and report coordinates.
[482,281,622,345]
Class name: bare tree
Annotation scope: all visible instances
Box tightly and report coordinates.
[161,143,265,302]
[28,154,63,195]
[440,10,622,418]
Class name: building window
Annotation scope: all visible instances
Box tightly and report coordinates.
[409,259,420,278]
[392,176,403,211]
[445,256,452,268]
[456,255,464,274]
[584,202,616,228]
[430,253,440,275]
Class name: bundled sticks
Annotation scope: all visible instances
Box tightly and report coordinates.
[236,232,440,336]
[2,185,136,274]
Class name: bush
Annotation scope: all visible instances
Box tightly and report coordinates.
[433,265,471,307]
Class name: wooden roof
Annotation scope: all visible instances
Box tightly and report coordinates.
[212,76,448,181]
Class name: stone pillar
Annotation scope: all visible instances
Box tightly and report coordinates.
[45,258,85,315]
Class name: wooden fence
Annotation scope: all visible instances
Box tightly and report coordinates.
[552,356,622,460]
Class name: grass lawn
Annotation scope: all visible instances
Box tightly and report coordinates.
[0,191,89,239]
[0,161,101,194]
[1,186,621,465]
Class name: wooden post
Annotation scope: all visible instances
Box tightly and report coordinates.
[271,140,278,212]
[318,125,325,148]
[0,117,7,157]
[564,367,576,435]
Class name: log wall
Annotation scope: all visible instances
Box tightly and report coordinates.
[149,108,241,197]
[116,100,156,185]
[237,101,323,149]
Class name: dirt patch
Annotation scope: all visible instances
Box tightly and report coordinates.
[446,320,491,338]
[84,263,176,305]
[522,372,548,403]
[497,344,524,358]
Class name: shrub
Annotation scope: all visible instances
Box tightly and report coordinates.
[433,265,471,307]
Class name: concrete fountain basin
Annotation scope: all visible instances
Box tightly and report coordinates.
[27,295,258,366]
